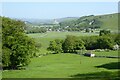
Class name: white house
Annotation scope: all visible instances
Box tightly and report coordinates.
[84,53,95,57]
[113,44,119,50]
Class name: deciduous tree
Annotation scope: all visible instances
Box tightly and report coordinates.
[2,17,36,69]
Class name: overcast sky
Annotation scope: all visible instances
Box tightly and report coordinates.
[1,2,118,19]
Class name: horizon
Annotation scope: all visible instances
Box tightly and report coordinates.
[8,12,117,20]
[1,2,118,19]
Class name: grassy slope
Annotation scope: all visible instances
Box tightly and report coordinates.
[3,32,119,78]
[96,13,118,31]
[2,53,118,78]
[60,13,118,31]
[78,13,118,31]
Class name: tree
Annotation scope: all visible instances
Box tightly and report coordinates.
[2,47,11,67]
[2,17,36,69]
[74,39,85,50]
[82,36,98,50]
[47,39,63,53]
[99,29,111,36]
[62,36,76,53]
[115,34,120,45]
[62,36,85,53]
[85,28,91,33]
[96,36,115,50]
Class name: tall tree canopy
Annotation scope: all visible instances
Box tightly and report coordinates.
[47,39,63,53]
[2,17,36,69]
[62,36,85,53]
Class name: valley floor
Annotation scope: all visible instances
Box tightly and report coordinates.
[2,53,119,79]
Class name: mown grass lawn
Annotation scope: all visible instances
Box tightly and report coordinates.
[3,32,119,78]
[2,53,119,78]
[94,50,119,56]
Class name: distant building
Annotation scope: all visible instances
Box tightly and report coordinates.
[84,53,95,57]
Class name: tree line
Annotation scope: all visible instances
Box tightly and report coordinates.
[25,26,47,34]
[48,30,120,54]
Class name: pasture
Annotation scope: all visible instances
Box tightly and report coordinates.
[2,53,119,78]
[28,31,99,39]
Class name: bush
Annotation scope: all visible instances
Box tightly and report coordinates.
[99,29,111,36]
[96,36,115,50]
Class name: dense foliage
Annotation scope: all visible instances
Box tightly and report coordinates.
[47,39,63,53]
[25,26,47,34]
[62,36,85,53]
[99,29,111,36]
[48,33,118,53]
[96,36,115,49]
[48,36,85,53]
[82,36,98,50]
[2,17,36,69]
[115,34,120,45]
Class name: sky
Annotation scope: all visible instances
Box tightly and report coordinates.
[1,2,118,19]
[1,0,119,2]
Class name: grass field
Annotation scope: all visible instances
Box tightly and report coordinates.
[97,13,118,31]
[2,32,119,79]
[28,31,99,55]
[2,53,119,78]
[28,31,99,39]
[94,51,119,56]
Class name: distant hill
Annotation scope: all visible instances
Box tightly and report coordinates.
[56,17,79,22]
[20,18,54,25]
[59,13,118,31]
[19,17,79,25]
[95,13,118,31]
[20,13,118,31]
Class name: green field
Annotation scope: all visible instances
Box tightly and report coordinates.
[2,53,119,78]
[94,51,118,56]
[28,31,99,39]
[2,32,119,79]
[96,13,118,31]
[28,31,99,55]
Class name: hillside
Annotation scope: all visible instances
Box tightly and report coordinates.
[20,17,79,25]
[23,13,118,33]
[59,13,118,31]
[56,17,79,22]
[95,13,118,30]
